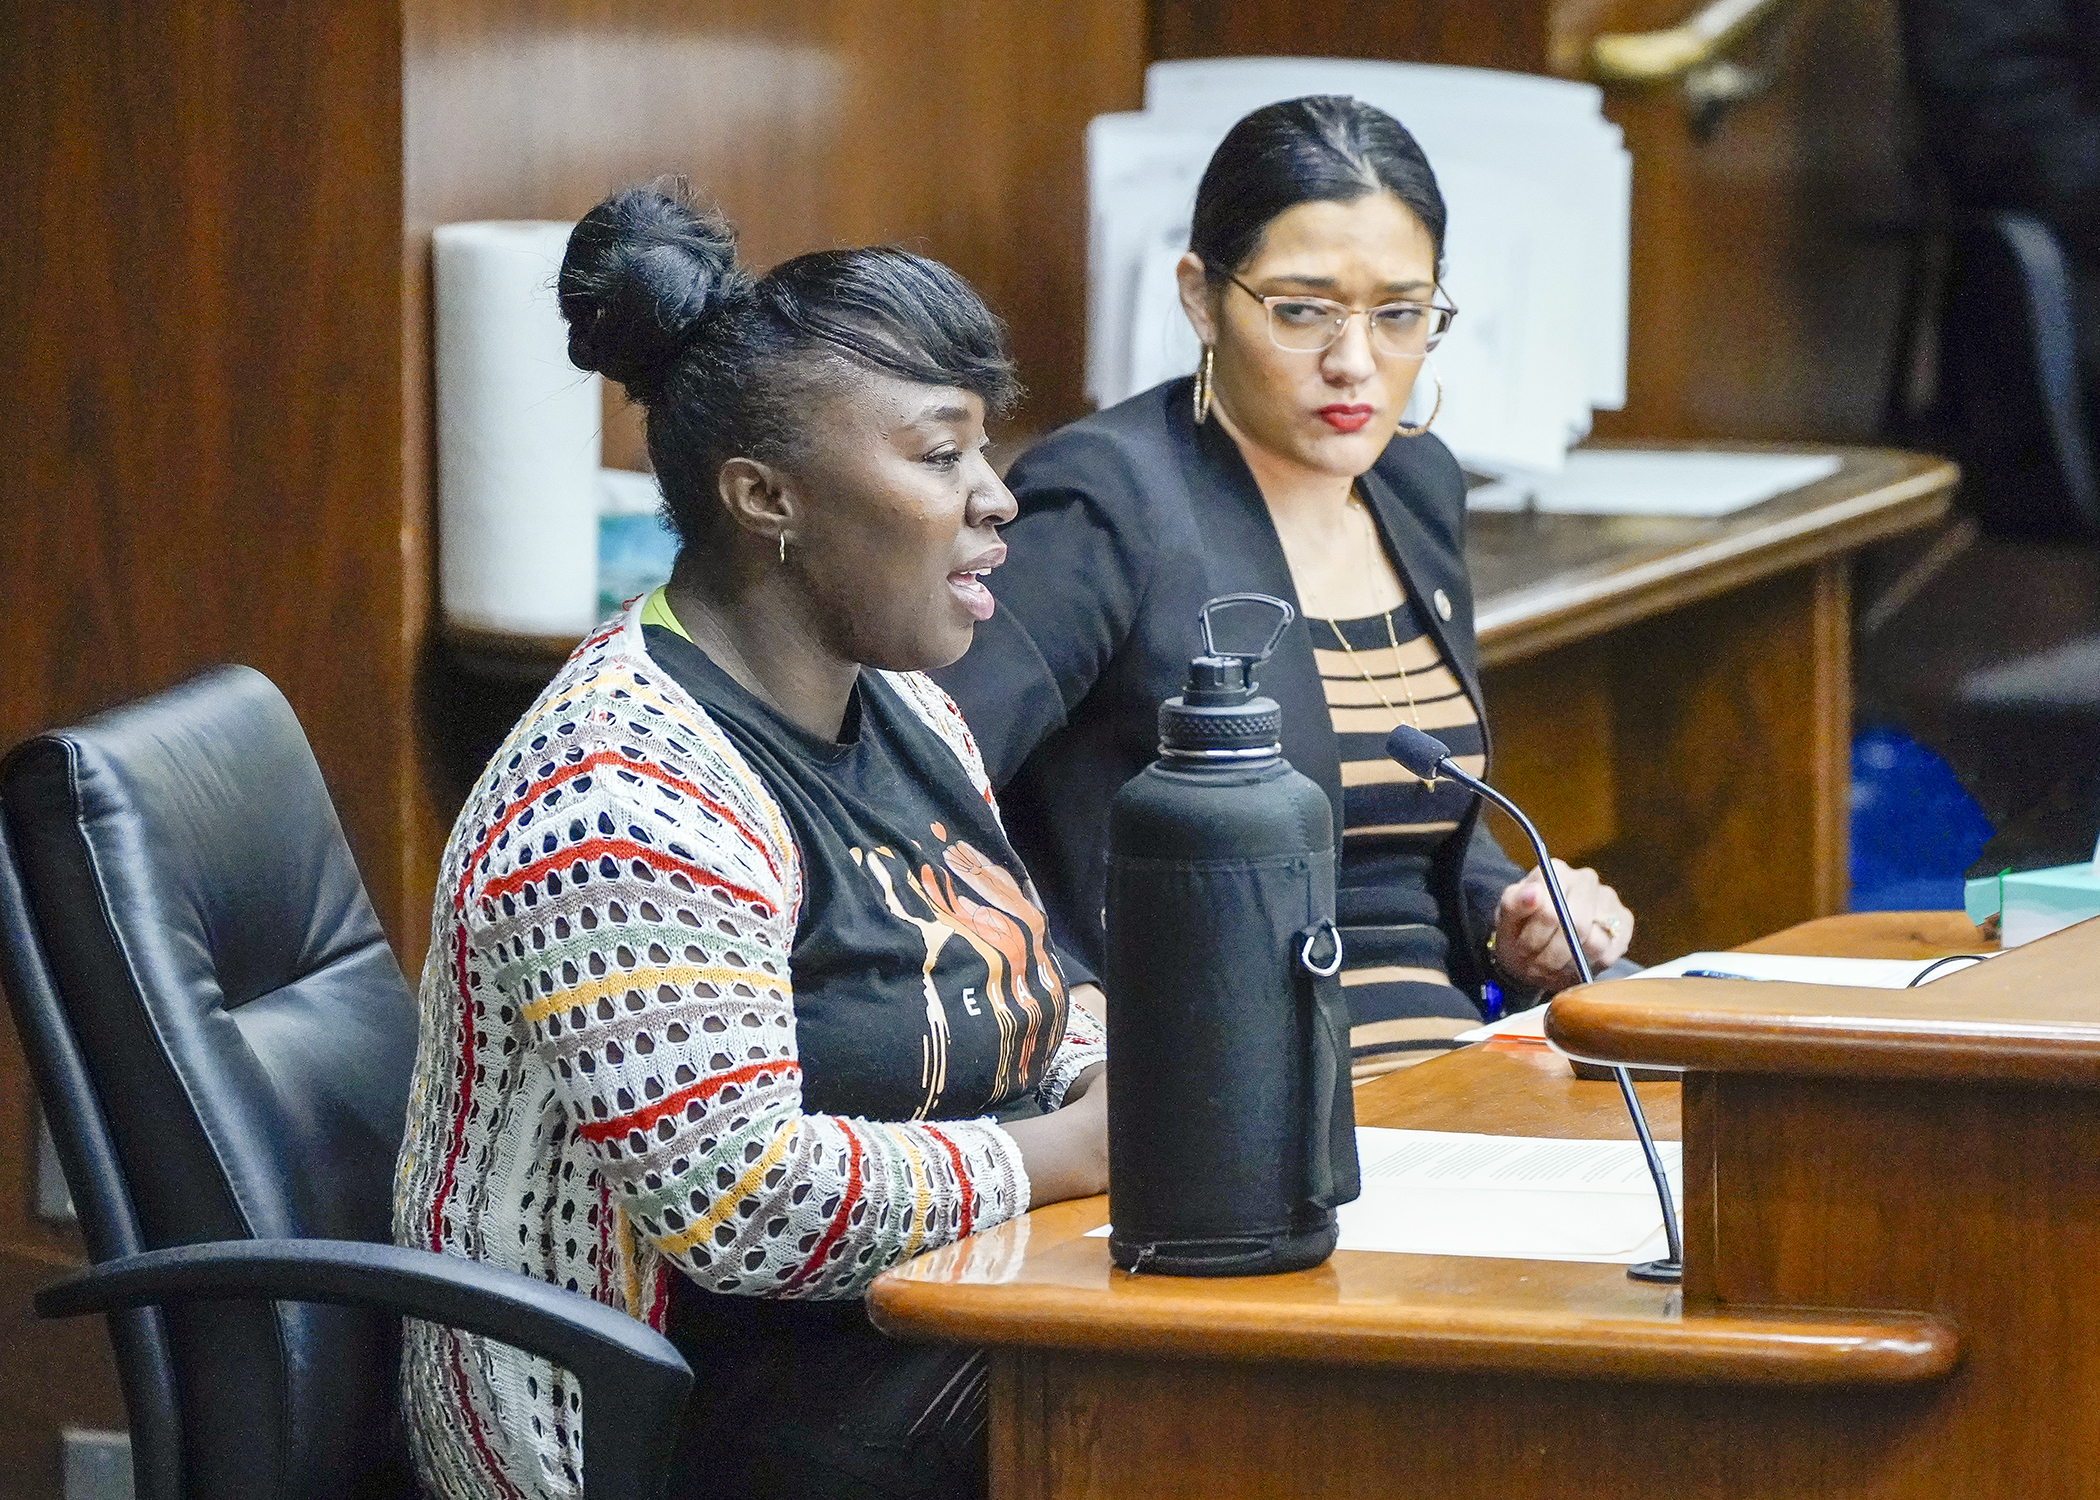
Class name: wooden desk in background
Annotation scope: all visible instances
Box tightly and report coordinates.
[868,910,2100,1500]
[1472,445,1953,960]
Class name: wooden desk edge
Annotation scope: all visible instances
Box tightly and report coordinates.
[1476,454,1954,666]
[866,1281,1958,1388]
[1548,919,2100,1084]
[1547,1012,2100,1086]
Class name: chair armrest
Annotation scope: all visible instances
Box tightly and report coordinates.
[36,1239,691,1500]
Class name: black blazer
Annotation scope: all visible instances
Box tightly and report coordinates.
[935,377,1528,1003]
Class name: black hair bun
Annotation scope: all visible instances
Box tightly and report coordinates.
[557,177,753,404]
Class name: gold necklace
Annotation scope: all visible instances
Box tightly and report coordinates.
[1323,497,1439,791]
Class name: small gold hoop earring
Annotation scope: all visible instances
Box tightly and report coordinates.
[1192,346,1215,426]
[1394,366,1443,438]
[778,531,790,565]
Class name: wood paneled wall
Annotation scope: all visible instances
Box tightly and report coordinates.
[1,5,413,1488]
[1152,0,1917,445]
[1,2,414,940]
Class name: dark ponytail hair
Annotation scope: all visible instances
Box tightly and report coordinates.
[1188,96,1446,282]
[558,177,1020,550]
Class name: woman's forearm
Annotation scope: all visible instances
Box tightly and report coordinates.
[1003,1064,1108,1207]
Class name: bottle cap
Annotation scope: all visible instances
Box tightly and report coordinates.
[1159,594,1293,759]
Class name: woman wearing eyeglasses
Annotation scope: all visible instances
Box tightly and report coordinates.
[937,95,1634,1078]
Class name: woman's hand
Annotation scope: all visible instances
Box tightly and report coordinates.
[1493,861,1633,993]
[1002,1062,1107,1208]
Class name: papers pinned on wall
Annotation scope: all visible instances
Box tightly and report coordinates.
[1088,59,1631,476]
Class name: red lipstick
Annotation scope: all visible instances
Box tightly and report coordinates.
[1317,404,1374,434]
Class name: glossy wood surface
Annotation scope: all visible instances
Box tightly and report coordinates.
[875,1044,1954,1386]
[988,1347,1958,1500]
[1738,908,1991,957]
[1679,1069,2100,1494]
[1673,914,2100,1495]
[2,0,414,936]
[1551,914,2100,1083]
[882,912,2100,1500]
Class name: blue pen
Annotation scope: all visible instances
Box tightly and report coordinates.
[1680,969,1766,980]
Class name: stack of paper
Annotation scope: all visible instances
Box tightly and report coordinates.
[1465,450,1844,517]
[1088,58,1631,476]
[1088,1127,1681,1263]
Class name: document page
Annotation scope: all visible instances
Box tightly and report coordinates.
[1337,1128,1680,1262]
[1450,950,1997,1044]
[1628,951,1990,987]
[1466,450,1843,516]
[1088,1128,1681,1263]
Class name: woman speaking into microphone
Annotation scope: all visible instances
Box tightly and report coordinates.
[937,96,1634,1079]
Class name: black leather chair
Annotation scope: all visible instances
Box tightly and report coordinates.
[0,665,691,1499]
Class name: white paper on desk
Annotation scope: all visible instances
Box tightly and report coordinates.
[1452,1006,1552,1044]
[1087,1128,1681,1263]
[1630,951,1992,987]
[1448,950,1995,1043]
[1467,450,1843,516]
[1340,1128,1681,1261]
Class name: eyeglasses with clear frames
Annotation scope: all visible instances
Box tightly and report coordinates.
[1226,273,1457,360]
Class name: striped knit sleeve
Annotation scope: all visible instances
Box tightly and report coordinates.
[883,671,995,805]
[470,694,1030,1302]
[1035,982,1107,1113]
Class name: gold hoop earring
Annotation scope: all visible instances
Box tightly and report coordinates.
[778,531,790,565]
[1394,366,1442,438]
[1192,346,1215,426]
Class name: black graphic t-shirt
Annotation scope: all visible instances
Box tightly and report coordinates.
[642,625,1069,1126]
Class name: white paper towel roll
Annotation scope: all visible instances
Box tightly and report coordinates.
[435,221,602,638]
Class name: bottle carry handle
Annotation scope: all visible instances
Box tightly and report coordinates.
[1294,919,1360,1212]
[1199,593,1296,666]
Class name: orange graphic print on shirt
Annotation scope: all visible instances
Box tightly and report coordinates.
[855,826,1068,1113]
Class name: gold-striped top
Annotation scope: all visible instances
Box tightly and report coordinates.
[1316,607,1488,1081]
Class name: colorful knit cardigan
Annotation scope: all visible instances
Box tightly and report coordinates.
[393,600,1105,1500]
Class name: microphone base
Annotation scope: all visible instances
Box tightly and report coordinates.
[1627,1257,1684,1284]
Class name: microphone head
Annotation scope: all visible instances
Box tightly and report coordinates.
[1385,723,1453,778]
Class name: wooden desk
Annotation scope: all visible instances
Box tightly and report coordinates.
[868,910,2092,1500]
[1474,446,1953,961]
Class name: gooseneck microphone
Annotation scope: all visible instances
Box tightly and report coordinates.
[1386,724,1683,1285]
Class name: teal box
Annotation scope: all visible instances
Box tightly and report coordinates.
[1964,863,2100,947]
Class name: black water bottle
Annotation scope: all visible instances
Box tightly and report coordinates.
[1104,593,1360,1276]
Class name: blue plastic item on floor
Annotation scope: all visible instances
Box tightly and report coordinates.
[1850,724,1996,912]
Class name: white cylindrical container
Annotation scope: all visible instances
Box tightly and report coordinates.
[434,221,601,639]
